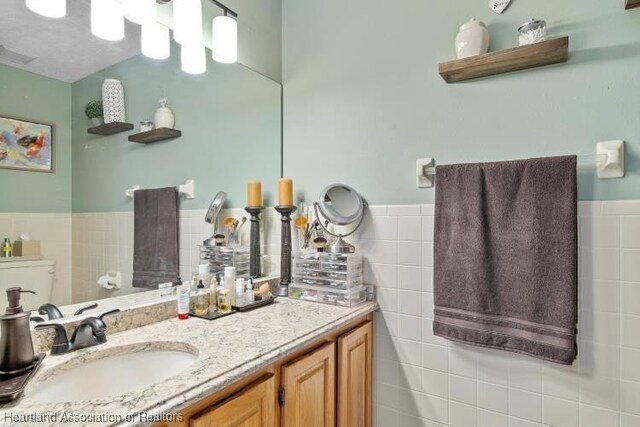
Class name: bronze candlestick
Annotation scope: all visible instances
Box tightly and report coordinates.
[244,206,263,278]
[275,205,297,297]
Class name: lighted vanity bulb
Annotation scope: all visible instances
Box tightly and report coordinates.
[173,0,202,46]
[180,43,206,75]
[26,0,66,18]
[211,15,238,64]
[91,0,125,42]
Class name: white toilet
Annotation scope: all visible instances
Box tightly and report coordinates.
[0,259,55,312]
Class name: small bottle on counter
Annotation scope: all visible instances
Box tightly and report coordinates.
[235,278,245,307]
[218,289,232,313]
[189,275,199,313]
[245,281,255,304]
[177,282,191,320]
[224,267,236,306]
[194,280,208,316]
[1,238,12,258]
[208,277,218,314]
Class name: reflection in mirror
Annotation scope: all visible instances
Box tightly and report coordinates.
[0,0,282,319]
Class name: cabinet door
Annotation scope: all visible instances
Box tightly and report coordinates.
[337,321,372,427]
[281,342,336,427]
[190,374,276,427]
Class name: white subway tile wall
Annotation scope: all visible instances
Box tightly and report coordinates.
[71,208,280,303]
[362,201,640,427]
[0,213,72,305]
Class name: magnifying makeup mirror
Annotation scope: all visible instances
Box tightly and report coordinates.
[204,191,227,245]
[314,184,367,253]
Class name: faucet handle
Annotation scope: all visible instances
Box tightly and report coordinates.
[98,309,120,322]
[38,303,64,320]
[34,323,69,355]
[73,302,98,316]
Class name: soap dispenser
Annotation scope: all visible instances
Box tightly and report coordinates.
[0,287,36,376]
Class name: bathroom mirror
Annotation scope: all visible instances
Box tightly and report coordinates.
[0,0,282,318]
[314,184,367,253]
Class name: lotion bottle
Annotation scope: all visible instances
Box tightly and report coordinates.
[177,282,190,320]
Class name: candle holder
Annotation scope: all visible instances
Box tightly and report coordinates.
[275,205,297,297]
[244,206,264,278]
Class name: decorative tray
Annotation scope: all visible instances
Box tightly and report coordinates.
[188,309,236,321]
[233,296,277,312]
[0,353,46,403]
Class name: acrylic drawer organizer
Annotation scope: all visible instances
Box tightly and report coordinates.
[199,245,250,278]
[290,252,368,307]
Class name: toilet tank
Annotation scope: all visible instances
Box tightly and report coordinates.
[0,259,55,312]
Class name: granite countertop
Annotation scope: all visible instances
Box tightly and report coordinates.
[1,299,378,427]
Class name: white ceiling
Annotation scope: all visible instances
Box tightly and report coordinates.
[0,0,142,83]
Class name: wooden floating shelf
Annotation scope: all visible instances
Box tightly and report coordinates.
[626,0,640,9]
[439,37,569,83]
[128,127,182,143]
[87,121,134,136]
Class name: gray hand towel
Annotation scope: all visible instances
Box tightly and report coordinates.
[132,187,180,288]
[433,156,578,365]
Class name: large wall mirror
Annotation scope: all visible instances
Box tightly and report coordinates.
[0,0,282,319]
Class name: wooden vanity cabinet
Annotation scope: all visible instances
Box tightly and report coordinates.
[281,342,336,427]
[161,314,372,427]
[337,321,372,427]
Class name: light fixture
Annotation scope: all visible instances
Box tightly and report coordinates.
[91,0,125,41]
[211,14,237,64]
[25,0,66,18]
[173,0,202,46]
[141,22,170,60]
[181,44,206,74]
[123,0,156,25]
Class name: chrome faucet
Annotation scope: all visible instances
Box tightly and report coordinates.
[34,309,120,355]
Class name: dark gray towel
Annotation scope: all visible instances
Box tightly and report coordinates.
[433,156,578,365]
[132,187,180,288]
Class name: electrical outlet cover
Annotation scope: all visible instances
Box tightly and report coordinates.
[489,0,512,14]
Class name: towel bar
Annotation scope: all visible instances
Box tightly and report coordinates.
[125,179,195,199]
[417,141,625,188]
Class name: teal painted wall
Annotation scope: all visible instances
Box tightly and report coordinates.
[282,0,640,204]
[71,50,281,213]
[0,63,72,213]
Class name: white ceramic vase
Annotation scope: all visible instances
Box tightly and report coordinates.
[154,97,175,129]
[102,79,126,124]
[455,18,490,59]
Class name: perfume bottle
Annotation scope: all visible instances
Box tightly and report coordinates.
[194,280,208,316]
[218,289,232,314]
[1,238,12,258]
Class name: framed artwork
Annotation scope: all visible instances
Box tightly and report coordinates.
[0,115,54,173]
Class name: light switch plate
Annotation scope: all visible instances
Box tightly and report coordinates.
[489,0,512,14]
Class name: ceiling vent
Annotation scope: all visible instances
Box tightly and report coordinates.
[0,45,37,66]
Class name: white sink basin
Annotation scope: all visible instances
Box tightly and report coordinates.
[29,343,198,403]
